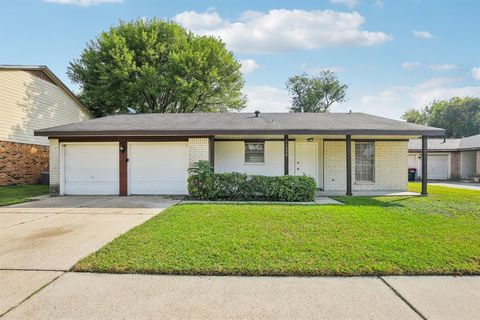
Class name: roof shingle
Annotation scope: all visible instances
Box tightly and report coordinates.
[35,112,445,137]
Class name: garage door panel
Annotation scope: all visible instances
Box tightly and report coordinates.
[128,142,188,195]
[427,155,448,180]
[64,143,119,195]
[66,158,118,170]
[129,182,187,195]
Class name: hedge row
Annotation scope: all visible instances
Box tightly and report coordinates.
[187,161,317,202]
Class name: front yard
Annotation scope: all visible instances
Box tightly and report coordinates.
[0,184,49,206]
[74,184,480,276]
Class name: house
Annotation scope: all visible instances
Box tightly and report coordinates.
[35,112,444,196]
[0,65,92,185]
[408,134,480,180]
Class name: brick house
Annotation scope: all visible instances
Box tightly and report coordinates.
[0,65,91,185]
[35,112,444,196]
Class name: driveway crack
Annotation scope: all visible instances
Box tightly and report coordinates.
[0,272,66,318]
[0,214,54,231]
[379,276,427,320]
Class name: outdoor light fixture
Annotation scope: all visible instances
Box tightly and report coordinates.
[119,145,125,152]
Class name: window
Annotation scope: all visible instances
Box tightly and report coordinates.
[245,142,264,163]
[355,142,375,182]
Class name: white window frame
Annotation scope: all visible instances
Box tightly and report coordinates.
[244,141,265,164]
[355,142,375,182]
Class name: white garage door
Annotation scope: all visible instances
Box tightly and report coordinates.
[63,143,119,195]
[427,155,448,180]
[128,142,188,195]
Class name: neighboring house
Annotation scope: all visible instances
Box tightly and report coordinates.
[0,65,92,185]
[35,112,444,196]
[408,134,480,180]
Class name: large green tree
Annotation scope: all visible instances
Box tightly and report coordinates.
[402,97,480,138]
[285,71,348,113]
[68,19,246,117]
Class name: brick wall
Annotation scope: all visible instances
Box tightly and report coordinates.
[450,151,461,179]
[476,151,480,176]
[323,140,408,192]
[324,141,347,190]
[0,140,49,185]
[187,138,210,170]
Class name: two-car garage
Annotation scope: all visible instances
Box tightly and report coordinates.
[61,142,188,195]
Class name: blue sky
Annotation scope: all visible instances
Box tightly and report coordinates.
[1,0,479,118]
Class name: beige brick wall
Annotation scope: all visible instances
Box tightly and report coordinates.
[324,140,408,192]
[187,138,210,170]
[324,141,346,190]
[49,139,60,195]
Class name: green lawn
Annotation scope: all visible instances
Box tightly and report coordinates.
[0,184,49,206]
[74,183,480,276]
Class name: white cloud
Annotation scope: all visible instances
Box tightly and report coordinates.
[471,67,480,80]
[43,0,122,6]
[412,30,435,39]
[429,64,456,71]
[329,0,359,8]
[174,9,392,53]
[402,62,421,70]
[171,10,223,29]
[243,86,290,113]
[301,63,344,74]
[239,59,260,74]
[373,0,384,8]
[352,77,480,119]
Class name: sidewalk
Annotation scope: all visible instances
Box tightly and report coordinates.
[2,272,479,319]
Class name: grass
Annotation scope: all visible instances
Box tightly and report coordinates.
[0,184,49,206]
[74,183,480,276]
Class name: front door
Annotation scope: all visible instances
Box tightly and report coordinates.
[296,142,318,186]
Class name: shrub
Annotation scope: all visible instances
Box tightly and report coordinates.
[188,161,317,202]
[187,160,215,199]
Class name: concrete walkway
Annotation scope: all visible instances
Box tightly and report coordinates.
[0,196,178,316]
[1,272,479,319]
[429,181,480,191]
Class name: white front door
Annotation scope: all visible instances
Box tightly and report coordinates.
[295,142,318,185]
[128,142,188,195]
[63,143,119,195]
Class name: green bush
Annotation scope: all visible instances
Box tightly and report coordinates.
[188,161,317,202]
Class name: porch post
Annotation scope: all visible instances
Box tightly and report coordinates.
[346,135,352,196]
[119,139,128,196]
[284,135,289,175]
[208,136,215,171]
[421,135,428,196]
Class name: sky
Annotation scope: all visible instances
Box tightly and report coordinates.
[1,0,479,119]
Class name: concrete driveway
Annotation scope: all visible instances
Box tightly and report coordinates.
[0,196,178,316]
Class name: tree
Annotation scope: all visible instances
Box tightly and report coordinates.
[401,108,428,125]
[401,97,480,138]
[285,71,348,113]
[68,19,246,117]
